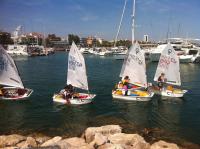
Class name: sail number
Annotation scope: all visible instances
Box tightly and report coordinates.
[0,56,8,71]
[68,55,82,70]
[128,54,143,65]
[159,55,177,69]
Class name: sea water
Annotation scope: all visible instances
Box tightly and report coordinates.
[0,52,200,144]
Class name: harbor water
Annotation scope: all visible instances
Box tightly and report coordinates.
[0,52,200,145]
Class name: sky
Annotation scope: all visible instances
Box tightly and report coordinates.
[0,0,200,41]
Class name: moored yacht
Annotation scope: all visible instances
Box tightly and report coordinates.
[7,44,29,56]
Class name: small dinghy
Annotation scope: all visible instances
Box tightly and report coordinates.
[53,42,96,105]
[0,45,33,100]
[0,87,33,100]
[152,43,187,98]
[112,89,154,101]
[53,93,96,105]
[112,42,154,101]
[112,0,153,101]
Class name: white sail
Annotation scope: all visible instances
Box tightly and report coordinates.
[120,42,147,87]
[0,45,24,88]
[154,43,181,86]
[67,42,88,90]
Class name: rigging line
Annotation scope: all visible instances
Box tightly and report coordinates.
[114,0,127,47]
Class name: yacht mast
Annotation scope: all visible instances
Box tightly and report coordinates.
[132,0,136,44]
[114,0,127,47]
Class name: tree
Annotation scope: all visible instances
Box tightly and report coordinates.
[68,34,80,45]
[0,32,13,45]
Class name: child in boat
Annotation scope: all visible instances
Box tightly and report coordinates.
[0,86,3,96]
[122,76,130,85]
[122,76,130,95]
[157,73,167,89]
[62,84,74,99]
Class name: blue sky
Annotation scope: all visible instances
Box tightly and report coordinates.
[1,0,200,41]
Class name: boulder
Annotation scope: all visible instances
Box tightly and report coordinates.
[94,133,108,146]
[108,133,150,149]
[54,140,72,149]
[20,137,37,148]
[60,137,86,147]
[0,147,19,149]
[35,136,51,145]
[98,143,128,149]
[83,125,121,143]
[16,141,26,148]
[150,140,179,149]
[56,138,94,149]
[41,136,62,147]
[0,134,26,147]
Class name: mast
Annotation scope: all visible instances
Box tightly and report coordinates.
[132,0,136,44]
[114,0,127,47]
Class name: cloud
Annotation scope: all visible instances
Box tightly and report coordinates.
[138,0,171,13]
[67,4,84,11]
[18,0,51,6]
[81,14,98,21]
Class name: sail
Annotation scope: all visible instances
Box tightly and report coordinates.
[119,46,131,77]
[154,43,181,86]
[120,42,147,87]
[67,42,88,90]
[0,45,24,88]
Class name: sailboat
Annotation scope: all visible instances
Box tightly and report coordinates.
[112,0,154,101]
[153,43,187,97]
[52,42,96,104]
[112,42,154,101]
[0,45,33,100]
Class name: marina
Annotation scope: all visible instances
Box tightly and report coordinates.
[1,0,200,147]
[0,52,200,145]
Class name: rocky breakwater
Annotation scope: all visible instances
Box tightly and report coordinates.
[0,125,195,149]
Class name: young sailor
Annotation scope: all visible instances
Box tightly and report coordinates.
[157,73,166,89]
[122,76,130,95]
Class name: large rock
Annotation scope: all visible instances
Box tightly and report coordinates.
[54,140,72,149]
[93,133,108,146]
[35,136,51,145]
[0,147,19,149]
[0,134,26,147]
[61,137,86,147]
[150,140,179,149]
[98,143,128,149]
[55,137,94,149]
[83,125,121,143]
[108,133,150,149]
[41,136,62,147]
[17,137,37,148]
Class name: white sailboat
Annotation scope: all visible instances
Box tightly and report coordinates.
[112,0,154,101]
[53,42,96,104]
[0,45,33,100]
[153,43,187,97]
[112,42,154,101]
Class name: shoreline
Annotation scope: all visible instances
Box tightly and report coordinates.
[0,125,199,149]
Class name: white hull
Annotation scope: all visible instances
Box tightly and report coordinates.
[153,88,187,98]
[0,88,33,100]
[7,45,29,56]
[179,55,193,63]
[112,91,154,101]
[53,93,96,105]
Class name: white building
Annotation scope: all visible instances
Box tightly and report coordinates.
[144,35,149,42]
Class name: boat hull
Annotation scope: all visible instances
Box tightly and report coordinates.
[112,90,154,101]
[179,55,193,63]
[53,93,96,105]
[152,87,187,98]
[0,88,33,100]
